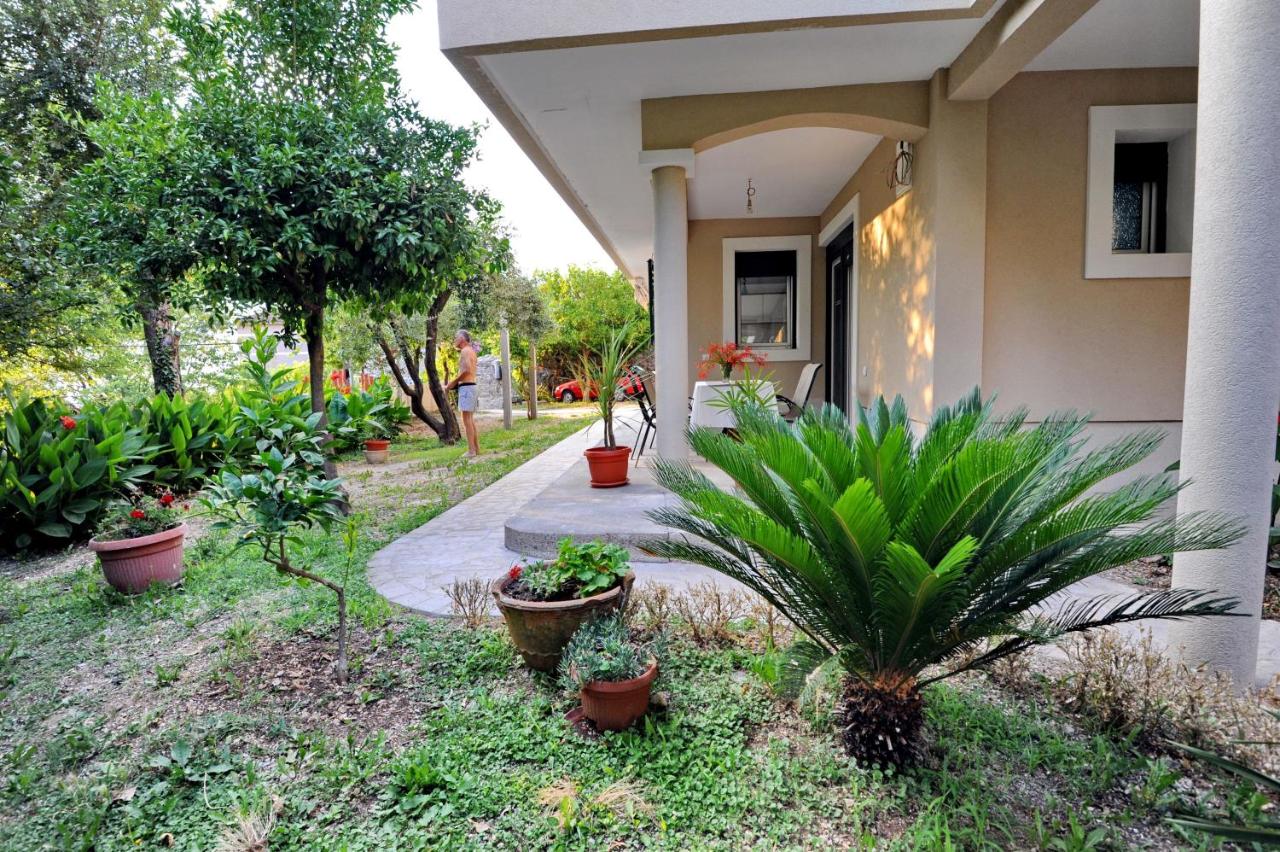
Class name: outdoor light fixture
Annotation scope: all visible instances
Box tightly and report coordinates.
[745,178,756,214]
[887,141,913,196]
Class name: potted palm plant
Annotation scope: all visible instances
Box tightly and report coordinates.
[492,537,635,671]
[647,390,1243,765]
[560,614,660,732]
[90,494,189,594]
[577,322,648,487]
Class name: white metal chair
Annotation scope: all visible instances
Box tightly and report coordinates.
[776,363,822,422]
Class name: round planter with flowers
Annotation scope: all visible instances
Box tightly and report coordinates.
[492,539,635,671]
[89,494,188,594]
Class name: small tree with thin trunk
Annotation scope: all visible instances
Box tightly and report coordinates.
[167,0,499,446]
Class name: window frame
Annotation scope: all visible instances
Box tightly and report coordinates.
[721,235,812,362]
[1085,103,1196,279]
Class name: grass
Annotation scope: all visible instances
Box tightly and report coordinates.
[0,412,1255,849]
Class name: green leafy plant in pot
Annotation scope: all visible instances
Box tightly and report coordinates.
[560,614,661,732]
[90,493,189,594]
[336,391,392,463]
[577,322,648,487]
[492,537,635,671]
[647,390,1244,766]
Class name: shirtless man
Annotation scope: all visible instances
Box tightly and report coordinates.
[446,329,481,456]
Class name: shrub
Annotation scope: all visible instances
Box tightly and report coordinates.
[129,392,237,491]
[649,390,1244,765]
[0,391,157,548]
[223,329,324,467]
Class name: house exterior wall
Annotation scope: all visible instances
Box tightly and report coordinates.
[982,68,1196,424]
[686,217,825,399]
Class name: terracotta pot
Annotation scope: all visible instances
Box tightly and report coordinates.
[492,571,634,672]
[584,445,631,488]
[580,659,658,731]
[90,522,187,594]
[364,438,390,464]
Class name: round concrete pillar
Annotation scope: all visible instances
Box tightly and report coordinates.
[1169,1,1280,686]
[650,165,689,459]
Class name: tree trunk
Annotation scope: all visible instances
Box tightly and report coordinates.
[421,292,461,443]
[373,306,460,445]
[303,302,341,484]
[139,300,183,397]
[527,341,539,420]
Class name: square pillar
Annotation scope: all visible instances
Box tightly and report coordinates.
[648,159,691,459]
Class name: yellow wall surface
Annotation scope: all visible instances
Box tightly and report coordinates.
[982,68,1197,421]
[686,217,825,399]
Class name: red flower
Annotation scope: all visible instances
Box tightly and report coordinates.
[507,564,523,581]
[698,341,768,379]
[182,503,191,512]
[159,493,175,507]
[130,509,146,520]
[59,416,77,430]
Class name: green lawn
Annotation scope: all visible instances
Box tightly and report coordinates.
[0,414,1244,849]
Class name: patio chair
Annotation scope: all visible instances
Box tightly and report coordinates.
[776,362,822,422]
[631,368,658,460]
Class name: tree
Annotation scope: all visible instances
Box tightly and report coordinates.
[649,391,1242,765]
[0,0,176,379]
[61,85,200,395]
[536,266,648,383]
[168,0,500,442]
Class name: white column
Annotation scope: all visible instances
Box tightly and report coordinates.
[1169,1,1280,686]
[651,165,689,459]
[499,320,513,430]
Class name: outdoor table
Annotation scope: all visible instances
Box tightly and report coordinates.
[689,379,779,430]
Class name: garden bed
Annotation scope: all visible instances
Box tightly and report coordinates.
[0,414,1274,849]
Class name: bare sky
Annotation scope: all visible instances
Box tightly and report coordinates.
[387,2,616,275]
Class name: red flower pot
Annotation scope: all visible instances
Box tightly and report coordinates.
[364,438,390,464]
[90,522,187,594]
[584,445,630,488]
[580,659,658,731]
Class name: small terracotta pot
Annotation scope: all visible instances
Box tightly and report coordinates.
[492,571,634,671]
[90,522,187,594]
[580,659,658,731]
[584,445,630,488]
[364,438,390,464]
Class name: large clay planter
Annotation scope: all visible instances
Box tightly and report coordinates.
[364,438,390,464]
[492,570,635,672]
[90,522,187,594]
[584,445,630,488]
[580,659,658,731]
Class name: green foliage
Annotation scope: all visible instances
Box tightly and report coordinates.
[1167,710,1280,844]
[577,321,649,449]
[204,448,342,548]
[128,392,236,489]
[536,266,648,378]
[328,377,405,451]
[221,329,323,467]
[649,390,1244,751]
[0,390,156,548]
[558,614,659,690]
[518,537,632,600]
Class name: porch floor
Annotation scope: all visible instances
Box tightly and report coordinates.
[367,410,1280,689]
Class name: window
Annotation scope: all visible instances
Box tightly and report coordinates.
[1085,104,1196,279]
[721,235,811,362]
[734,250,795,348]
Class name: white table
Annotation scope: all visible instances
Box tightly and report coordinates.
[689,379,779,429]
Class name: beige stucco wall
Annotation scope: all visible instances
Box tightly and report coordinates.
[686,217,825,399]
[983,68,1197,422]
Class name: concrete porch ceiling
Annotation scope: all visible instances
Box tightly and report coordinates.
[439,0,1200,278]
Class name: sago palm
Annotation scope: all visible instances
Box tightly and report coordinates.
[647,392,1243,764]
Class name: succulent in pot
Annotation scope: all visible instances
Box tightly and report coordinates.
[492,537,635,671]
[90,494,189,593]
[560,614,661,732]
[577,322,649,488]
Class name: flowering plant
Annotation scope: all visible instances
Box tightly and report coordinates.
[94,494,186,542]
[698,342,767,380]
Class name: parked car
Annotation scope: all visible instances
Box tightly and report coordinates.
[553,370,645,403]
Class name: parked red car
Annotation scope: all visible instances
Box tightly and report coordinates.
[553,371,646,403]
